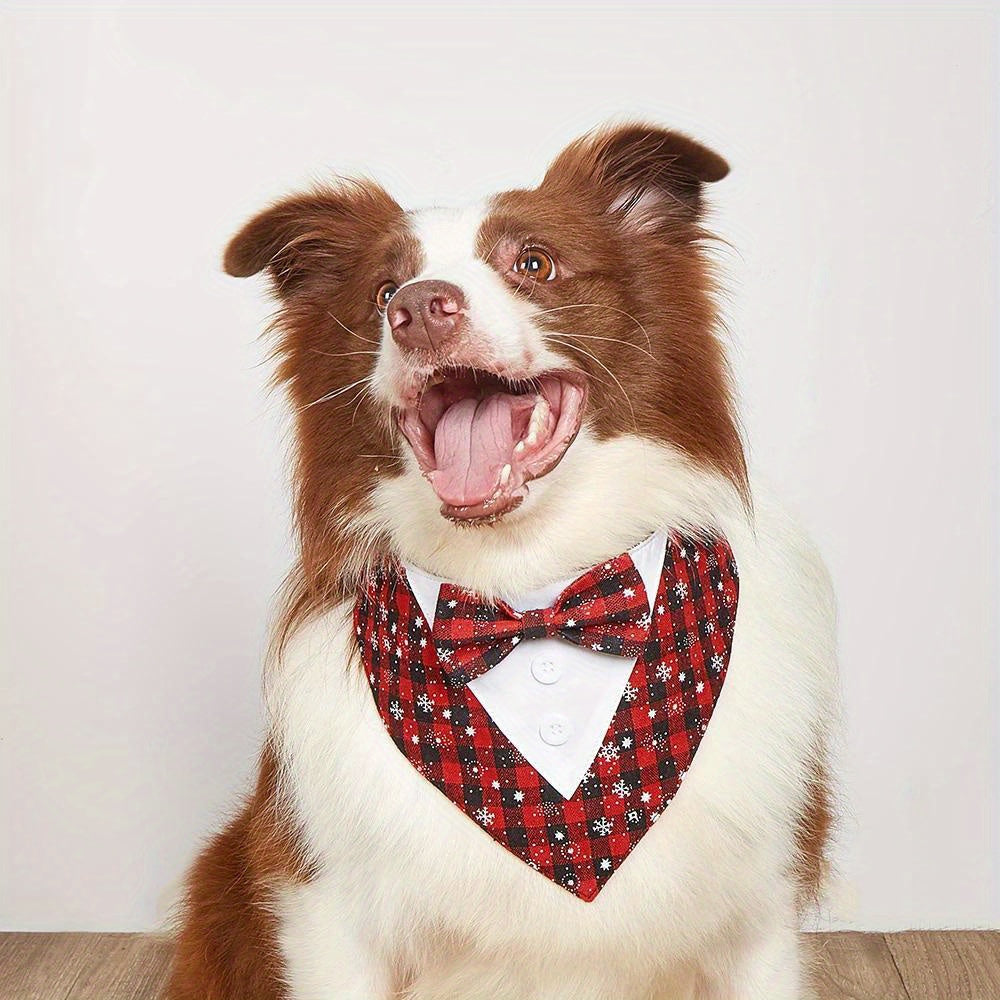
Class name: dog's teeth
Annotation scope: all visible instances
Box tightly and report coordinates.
[514,441,526,455]
[523,397,550,447]
[499,464,511,486]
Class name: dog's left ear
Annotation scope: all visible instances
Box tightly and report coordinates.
[223,180,403,295]
[541,123,729,228]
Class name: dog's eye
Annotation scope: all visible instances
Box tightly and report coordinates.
[376,281,399,311]
[513,247,557,282]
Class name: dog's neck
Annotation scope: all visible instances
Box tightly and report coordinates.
[365,431,745,602]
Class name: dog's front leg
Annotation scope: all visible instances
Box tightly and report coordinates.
[278,879,391,1000]
[696,919,811,1000]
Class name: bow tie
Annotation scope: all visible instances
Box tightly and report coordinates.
[432,551,652,686]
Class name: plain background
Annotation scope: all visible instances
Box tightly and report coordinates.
[1,3,997,933]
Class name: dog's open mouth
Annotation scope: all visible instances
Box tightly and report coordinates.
[398,367,587,522]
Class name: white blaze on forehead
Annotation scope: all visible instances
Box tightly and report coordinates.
[403,202,549,369]
[409,202,491,279]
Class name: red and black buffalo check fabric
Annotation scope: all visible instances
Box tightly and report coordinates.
[432,550,652,686]
[354,534,738,902]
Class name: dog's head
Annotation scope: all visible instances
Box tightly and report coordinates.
[226,123,746,625]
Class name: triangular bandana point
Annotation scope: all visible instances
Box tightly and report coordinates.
[355,535,738,901]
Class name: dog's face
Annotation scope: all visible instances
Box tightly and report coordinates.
[226,124,746,608]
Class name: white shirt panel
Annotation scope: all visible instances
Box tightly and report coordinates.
[404,532,668,798]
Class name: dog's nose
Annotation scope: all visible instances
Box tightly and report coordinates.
[387,280,465,354]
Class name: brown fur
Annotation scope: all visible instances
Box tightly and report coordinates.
[794,757,834,910]
[168,124,826,999]
[252,124,748,653]
[482,125,748,507]
[166,744,311,999]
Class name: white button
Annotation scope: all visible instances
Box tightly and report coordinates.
[539,713,572,746]
[531,657,562,685]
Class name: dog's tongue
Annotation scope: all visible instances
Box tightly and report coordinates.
[432,393,535,507]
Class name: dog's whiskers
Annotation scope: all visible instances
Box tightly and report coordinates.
[534,303,653,352]
[310,348,380,360]
[299,375,374,412]
[546,336,638,431]
[325,310,380,346]
[550,330,655,360]
[350,382,379,425]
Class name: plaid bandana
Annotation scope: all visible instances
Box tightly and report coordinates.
[355,534,738,901]
[432,550,652,687]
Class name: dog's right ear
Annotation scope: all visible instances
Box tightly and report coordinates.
[541,122,729,230]
[223,180,403,295]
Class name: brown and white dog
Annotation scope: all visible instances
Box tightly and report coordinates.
[167,124,837,1000]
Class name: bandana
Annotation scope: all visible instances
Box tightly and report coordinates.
[355,534,738,901]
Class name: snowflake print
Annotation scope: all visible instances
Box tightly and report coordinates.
[592,817,614,837]
[358,532,736,902]
[679,671,686,683]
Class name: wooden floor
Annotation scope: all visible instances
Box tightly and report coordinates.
[1,931,998,999]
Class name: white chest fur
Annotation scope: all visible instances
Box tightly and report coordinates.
[267,455,837,1000]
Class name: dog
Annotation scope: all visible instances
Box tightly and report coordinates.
[166,123,838,1000]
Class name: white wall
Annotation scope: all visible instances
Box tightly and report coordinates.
[2,4,997,933]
